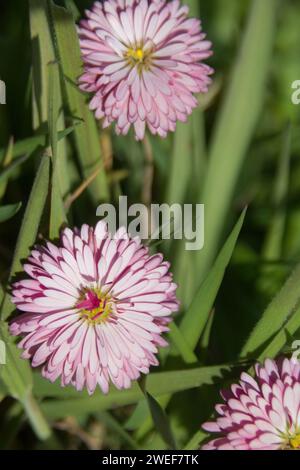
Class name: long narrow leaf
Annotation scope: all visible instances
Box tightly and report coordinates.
[241,262,300,357]
[194,0,277,285]
[180,209,246,350]
[0,203,22,223]
[48,62,67,238]
[0,322,50,440]
[1,155,50,320]
[48,1,109,202]
[34,364,236,402]
[139,378,177,450]
[30,0,70,197]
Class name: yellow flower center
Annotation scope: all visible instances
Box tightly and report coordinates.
[289,434,300,450]
[127,47,145,62]
[125,44,153,72]
[77,288,114,325]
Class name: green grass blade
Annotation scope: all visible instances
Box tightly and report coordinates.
[34,364,235,400]
[194,0,277,284]
[124,400,149,431]
[0,137,14,198]
[263,125,291,260]
[184,429,208,450]
[0,125,80,163]
[34,364,237,437]
[0,153,33,185]
[168,323,198,364]
[30,0,54,130]
[0,322,32,401]
[133,395,170,441]
[241,261,300,358]
[30,0,70,196]
[0,137,42,161]
[97,412,140,450]
[166,122,198,205]
[0,322,50,440]
[22,394,51,441]
[0,202,22,223]
[180,209,246,350]
[256,306,300,363]
[138,378,177,449]
[64,0,80,21]
[0,155,50,320]
[146,211,245,439]
[165,0,206,205]
[48,1,109,202]
[144,392,177,450]
[48,62,67,238]
[152,210,245,438]
[199,309,215,361]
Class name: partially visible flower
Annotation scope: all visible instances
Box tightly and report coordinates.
[78,0,213,140]
[9,222,179,395]
[202,358,300,450]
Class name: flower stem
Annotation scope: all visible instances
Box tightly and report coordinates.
[142,134,154,208]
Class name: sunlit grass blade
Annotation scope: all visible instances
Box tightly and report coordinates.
[194,0,277,286]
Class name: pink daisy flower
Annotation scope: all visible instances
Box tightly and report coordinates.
[202,358,300,450]
[9,222,179,395]
[78,0,213,140]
